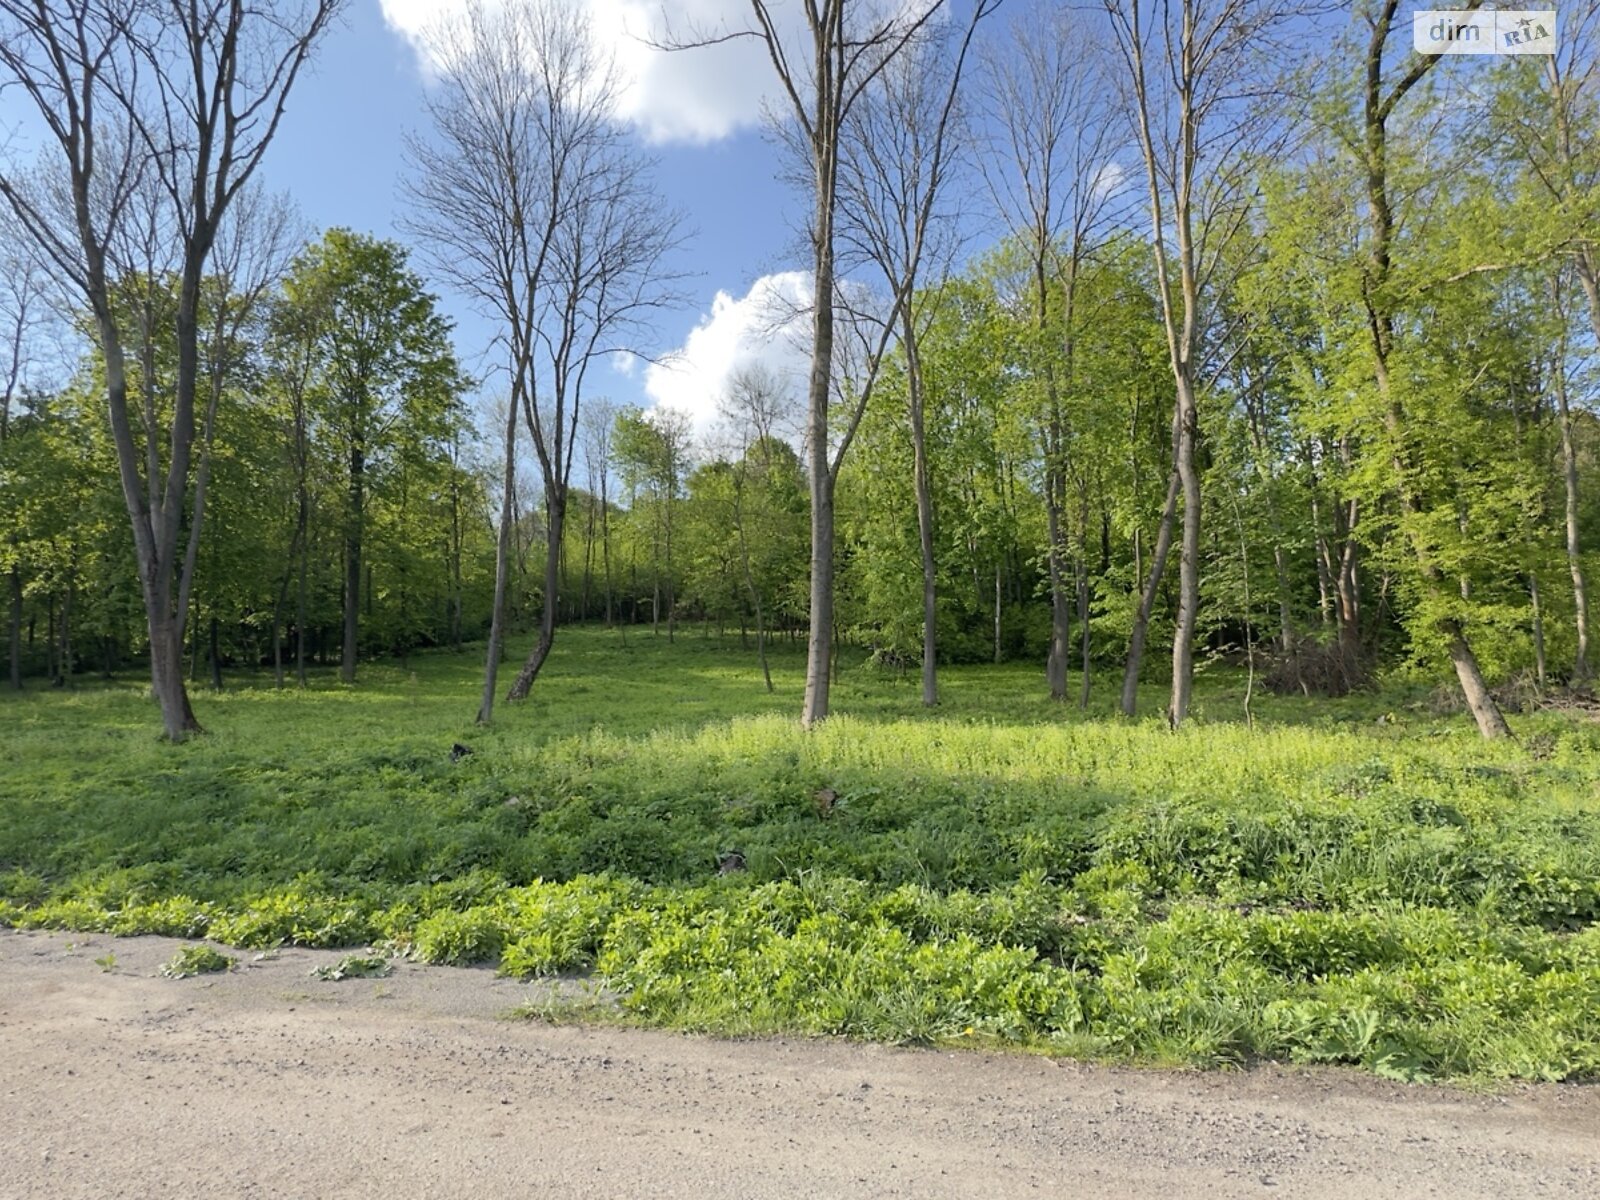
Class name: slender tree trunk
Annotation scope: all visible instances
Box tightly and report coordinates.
[803,468,836,729]
[1077,487,1092,709]
[506,495,564,701]
[993,563,1003,664]
[1531,572,1548,692]
[581,492,596,624]
[8,562,20,690]
[59,575,73,686]
[601,473,615,630]
[1167,377,1201,729]
[1310,504,1334,629]
[295,520,309,690]
[665,491,676,644]
[342,441,364,685]
[801,129,839,731]
[1044,468,1071,702]
[1121,465,1180,716]
[208,615,223,691]
[906,323,938,707]
[735,491,773,694]
[1554,342,1592,684]
[478,399,518,723]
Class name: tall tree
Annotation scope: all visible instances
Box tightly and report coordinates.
[838,0,995,707]
[980,5,1125,704]
[1103,0,1302,727]
[0,0,341,739]
[1354,1,1509,738]
[667,0,945,727]
[282,230,464,685]
[408,0,680,713]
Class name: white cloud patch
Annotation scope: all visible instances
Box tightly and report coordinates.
[378,0,786,144]
[643,271,813,434]
[381,0,941,145]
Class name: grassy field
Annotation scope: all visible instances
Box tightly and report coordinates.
[3,626,1599,1082]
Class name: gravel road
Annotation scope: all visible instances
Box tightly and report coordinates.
[2,928,1595,1199]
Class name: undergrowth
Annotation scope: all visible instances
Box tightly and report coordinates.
[2,627,1598,1082]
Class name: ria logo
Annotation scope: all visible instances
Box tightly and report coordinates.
[1414,8,1557,55]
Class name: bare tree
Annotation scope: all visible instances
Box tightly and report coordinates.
[1102,0,1301,728]
[407,0,681,717]
[979,5,1125,706]
[836,1,996,708]
[662,0,946,727]
[1,210,51,690]
[0,0,342,740]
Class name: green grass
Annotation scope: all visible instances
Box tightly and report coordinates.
[3,626,1599,1081]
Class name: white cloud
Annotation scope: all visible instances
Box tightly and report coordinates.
[379,0,784,144]
[381,0,942,145]
[642,271,812,434]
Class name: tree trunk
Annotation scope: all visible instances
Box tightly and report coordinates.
[1531,572,1548,692]
[478,398,519,723]
[1044,473,1071,703]
[1555,344,1592,684]
[1077,489,1092,709]
[665,491,676,644]
[8,562,20,690]
[59,575,74,686]
[149,615,200,741]
[993,563,1003,664]
[906,323,938,707]
[208,614,223,691]
[342,441,364,685]
[800,100,841,731]
[1121,466,1180,716]
[506,495,564,701]
[1359,2,1507,738]
[1448,625,1512,738]
[1167,377,1200,729]
[600,477,614,630]
[802,469,836,728]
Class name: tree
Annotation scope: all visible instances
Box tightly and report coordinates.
[407,0,680,715]
[1,208,52,689]
[979,5,1125,705]
[281,230,465,685]
[0,0,342,739]
[837,0,995,706]
[1354,1,1509,738]
[1102,0,1306,727]
[1492,2,1600,681]
[666,0,944,727]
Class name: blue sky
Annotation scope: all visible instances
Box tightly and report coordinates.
[282,0,815,431]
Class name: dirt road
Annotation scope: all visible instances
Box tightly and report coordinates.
[1,928,1595,1199]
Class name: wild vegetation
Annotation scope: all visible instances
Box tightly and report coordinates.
[3,630,1600,1081]
[2,2,1599,1084]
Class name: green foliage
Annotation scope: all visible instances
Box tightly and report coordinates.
[312,954,393,981]
[161,944,236,979]
[1,629,1598,1080]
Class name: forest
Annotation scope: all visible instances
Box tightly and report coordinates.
[2,0,1600,1083]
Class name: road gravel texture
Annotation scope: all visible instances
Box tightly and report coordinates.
[1,928,1596,1199]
